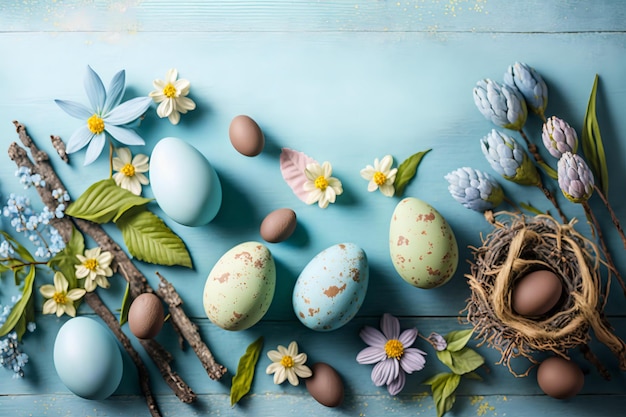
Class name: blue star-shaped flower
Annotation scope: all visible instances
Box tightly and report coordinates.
[55,66,152,165]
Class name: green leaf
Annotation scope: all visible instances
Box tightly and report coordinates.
[231,336,264,406]
[581,74,609,196]
[444,329,473,352]
[116,209,192,268]
[48,226,85,288]
[0,266,35,338]
[463,371,483,381]
[436,349,454,369]
[537,161,558,180]
[424,372,461,417]
[394,149,431,196]
[1,231,35,264]
[519,201,545,215]
[119,282,132,326]
[447,347,485,375]
[65,179,152,223]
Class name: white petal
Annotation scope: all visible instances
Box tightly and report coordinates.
[286,368,299,386]
[83,133,106,165]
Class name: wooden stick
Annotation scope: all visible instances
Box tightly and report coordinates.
[84,292,162,417]
[156,272,227,380]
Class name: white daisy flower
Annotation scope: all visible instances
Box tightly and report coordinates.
[40,272,86,317]
[112,147,149,195]
[303,161,343,209]
[360,155,397,197]
[266,341,312,386]
[75,247,113,292]
[149,68,196,125]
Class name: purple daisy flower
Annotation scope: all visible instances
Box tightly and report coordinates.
[356,313,427,395]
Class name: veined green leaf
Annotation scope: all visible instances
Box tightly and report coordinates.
[444,329,473,352]
[581,74,609,196]
[447,347,485,375]
[48,226,85,288]
[65,179,152,223]
[231,336,264,406]
[116,209,192,268]
[119,282,132,326]
[424,372,461,417]
[394,149,431,196]
[436,349,454,370]
[0,266,35,339]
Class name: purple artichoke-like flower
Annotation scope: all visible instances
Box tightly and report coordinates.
[542,116,578,159]
[557,152,594,203]
[356,313,426,396]
[503,62,548,117]
[445,167,504,212]
[473,79,528,131]
[481,129,540,186]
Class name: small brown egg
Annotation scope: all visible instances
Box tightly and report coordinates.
[512,270,563,317]
[128,293,165,339]
[305,362,344,407]
[260,208,297,243]
[537,356,584,399]
[229,115,265,156]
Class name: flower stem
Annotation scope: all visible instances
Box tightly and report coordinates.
[9,260,48,270]
[536,182,568,223]
[582,201,626,299]
[594,185,626,250]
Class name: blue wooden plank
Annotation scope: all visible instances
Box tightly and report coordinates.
[1,0,626,33]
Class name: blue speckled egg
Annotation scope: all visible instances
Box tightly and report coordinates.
[293,243,369,331]
[150,137,222,226]
[53,317,123,400]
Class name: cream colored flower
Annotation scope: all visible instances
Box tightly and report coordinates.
[266,341,312,386]
[40,272,86,317]
[360,155,397,197]
[303,161,343,209]
[75,247,113,292]
[112,147,149,195]
[149,68,196,125]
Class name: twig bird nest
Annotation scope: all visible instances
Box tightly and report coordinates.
[464,212,626,377]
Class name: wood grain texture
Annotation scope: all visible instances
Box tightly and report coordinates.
[1,1,626,416]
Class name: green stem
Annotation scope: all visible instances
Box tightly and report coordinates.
[8,260,48,271]
[582,201,626,299]
[109,141,114,179]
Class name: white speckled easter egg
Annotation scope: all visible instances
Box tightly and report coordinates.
[150,137,222,226]
[293,243,368,331]
[203,242,275,330]
[53,317,123,400]
[389,197,458,289]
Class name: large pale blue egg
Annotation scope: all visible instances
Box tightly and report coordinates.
[293,243,368,331]
[53,317,123,400]
[150,137,222,226]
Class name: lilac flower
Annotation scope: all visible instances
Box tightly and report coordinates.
[542,116,578,159]
[356,313,426,395]
[55,66,152,165]
[427,332,447,351]
[557,152,594,203]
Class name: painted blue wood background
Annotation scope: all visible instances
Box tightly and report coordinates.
[1,1,626,416]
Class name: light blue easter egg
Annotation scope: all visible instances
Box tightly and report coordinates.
[150,137,222,226]
[53,317,123,400]
[293,243,369,331]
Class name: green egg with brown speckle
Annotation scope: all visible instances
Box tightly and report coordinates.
[389,197,458,289]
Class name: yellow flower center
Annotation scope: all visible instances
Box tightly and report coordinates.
[384,339,404,360]
[52,292,67,304]
[373,171,387,186]
[121,163,136,177]
[280,355,294,368]
[314,176,329,191]
[84,258,99,271]
[87,114,105,134]
[163,83,177,98]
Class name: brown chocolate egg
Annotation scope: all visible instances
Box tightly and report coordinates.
[260,208,297,243]
[128,293,165,339]
[512,270,563,317]
[305,362,344,407]
[229,115,265,156]
[537,356,584,399]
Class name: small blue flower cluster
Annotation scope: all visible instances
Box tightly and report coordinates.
[0,238,15,258]
[15,166,45,189]
[0,296,34,378]
[2,190,66,259]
